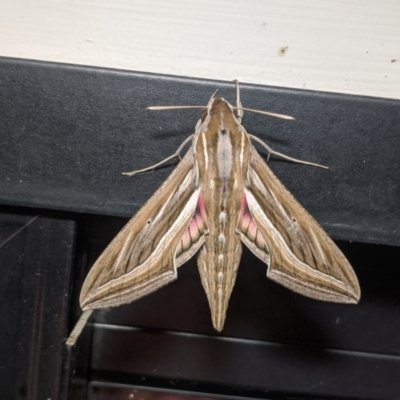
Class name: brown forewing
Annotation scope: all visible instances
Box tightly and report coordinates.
[239,146,360,303]
[80,147,201,310]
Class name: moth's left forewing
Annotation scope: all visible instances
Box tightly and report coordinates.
[80,147,206,310]
[239,146,360,304]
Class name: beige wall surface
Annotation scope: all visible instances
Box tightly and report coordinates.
[0,0,399,99]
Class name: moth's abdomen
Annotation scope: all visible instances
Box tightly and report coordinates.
[196,232,242,331]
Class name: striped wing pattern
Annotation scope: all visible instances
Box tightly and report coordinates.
[80,148,203,310]
[238,147,360,303]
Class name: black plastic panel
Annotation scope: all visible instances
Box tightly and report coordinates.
[1,58,400,400]
[0,210,76,400]
[84,216,400,400]
[0,57,399,246]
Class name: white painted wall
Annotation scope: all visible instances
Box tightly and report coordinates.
[0,0,399,99]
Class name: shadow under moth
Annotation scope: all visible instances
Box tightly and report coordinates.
[70,81,360,343]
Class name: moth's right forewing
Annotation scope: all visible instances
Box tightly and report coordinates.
[80,147,201,310]
[241,147,360,304]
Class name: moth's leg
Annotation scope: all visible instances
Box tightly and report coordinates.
[65,309,93,346]
[123,134,195,177]
[234,79,244,121]
[249,134,329,170]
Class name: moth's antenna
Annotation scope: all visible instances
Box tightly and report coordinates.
[147,89,220,112]
[235,107,295,121]
[146,105,206,111]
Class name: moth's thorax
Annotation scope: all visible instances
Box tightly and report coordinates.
[195,97,250,182]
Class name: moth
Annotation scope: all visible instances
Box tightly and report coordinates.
[79,81,360,332]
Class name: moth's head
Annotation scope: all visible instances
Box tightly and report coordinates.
[195,95,241,132]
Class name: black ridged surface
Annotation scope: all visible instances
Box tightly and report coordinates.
[0,211,76,400]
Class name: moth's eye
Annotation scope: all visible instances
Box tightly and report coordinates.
[200,110,208,121]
